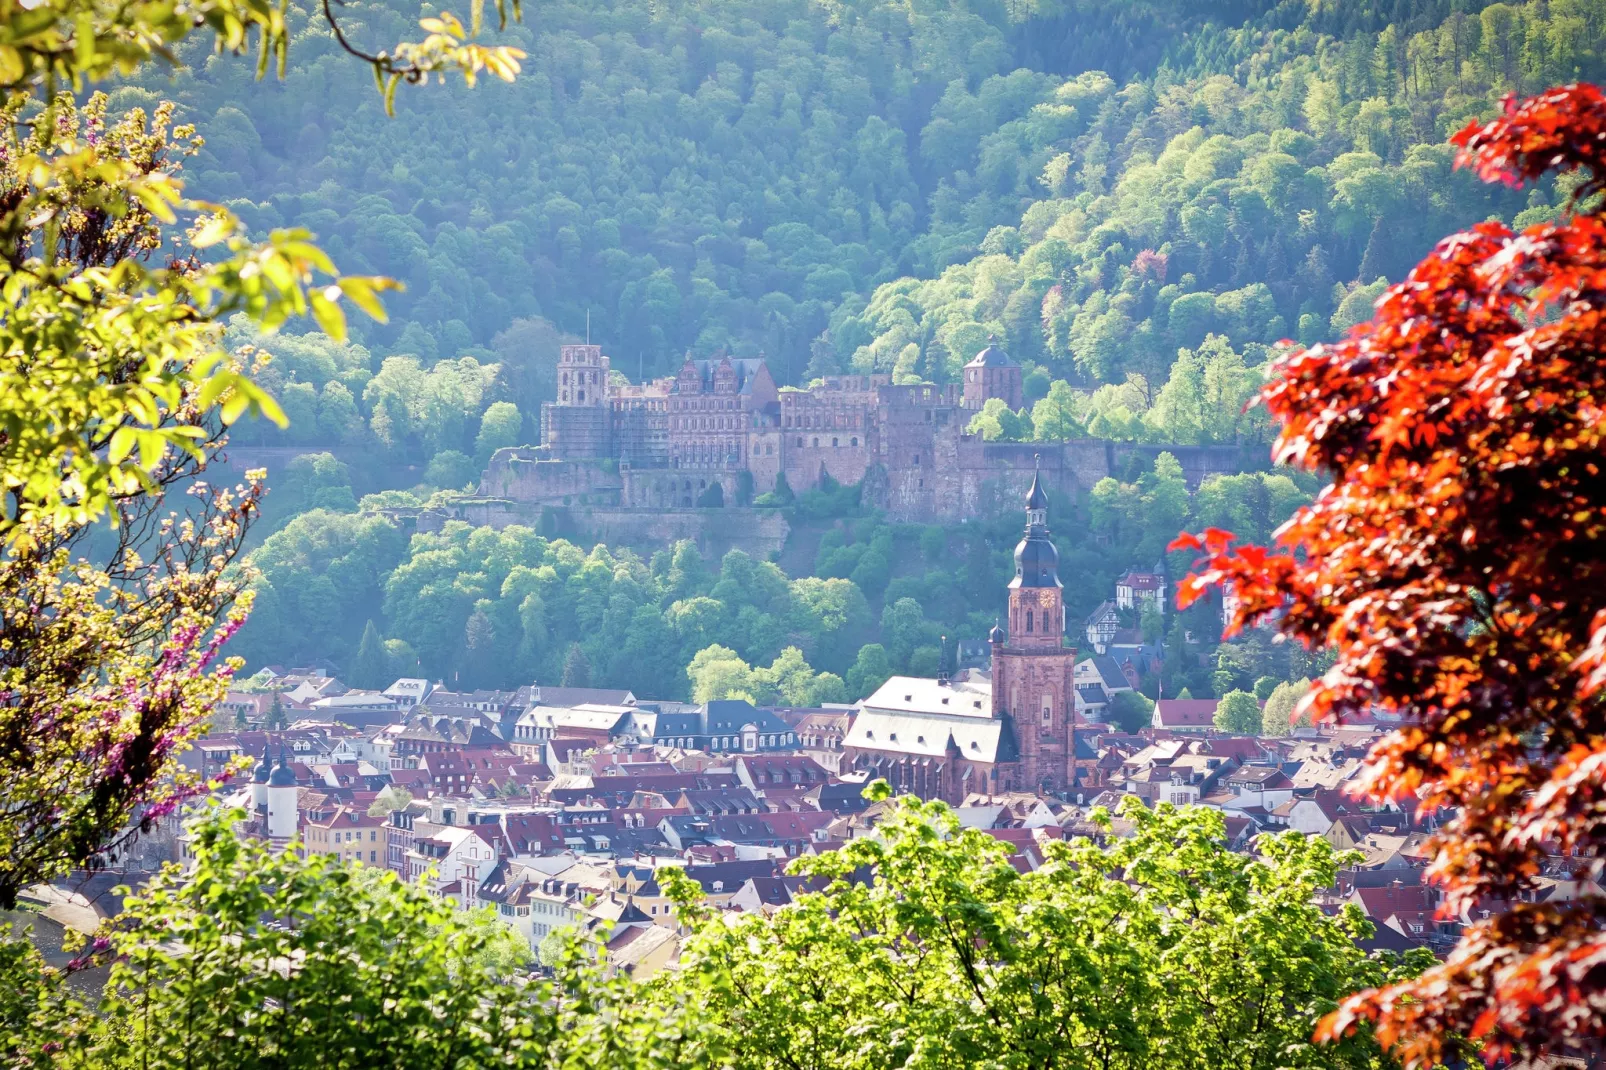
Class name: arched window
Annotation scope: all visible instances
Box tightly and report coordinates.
[1026,610,1034,632]
[851,437,858,447]
[832,437,838,447]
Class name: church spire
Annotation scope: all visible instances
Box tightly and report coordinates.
[1011,457,1060,589]
[1024,454,1048,530]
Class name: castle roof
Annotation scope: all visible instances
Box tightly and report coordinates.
[269,751,299,787]
[965,343,1015,369]
[679,356,770,395]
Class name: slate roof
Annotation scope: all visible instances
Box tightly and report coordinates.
[964,344,1015,368]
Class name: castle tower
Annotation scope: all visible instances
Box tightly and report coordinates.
[266,749,299,844]
[543,344,613,457]
[556,344,610,406]
[962,338,1023,411]
[251,746,272,813]
[991,461,1077,794]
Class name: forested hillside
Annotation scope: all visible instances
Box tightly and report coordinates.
[137,0,1596,423]
[236,457,1319,713]
[159,0,1606,693]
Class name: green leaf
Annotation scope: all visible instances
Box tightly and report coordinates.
[0,45,24,84]
[191,214,234,250]
[309,288,347,342]
[336,276,391,323]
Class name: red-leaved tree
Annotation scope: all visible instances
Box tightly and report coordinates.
[1174,83,1606,1067]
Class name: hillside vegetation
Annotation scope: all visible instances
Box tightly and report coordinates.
[164,0,1606,692]
[136,0,1601,454]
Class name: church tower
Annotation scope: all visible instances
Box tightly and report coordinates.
[991,461,1077,794]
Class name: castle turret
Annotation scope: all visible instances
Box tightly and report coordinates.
[267,749,299,843]
[962,338,1023,411]
[251,746,272,812]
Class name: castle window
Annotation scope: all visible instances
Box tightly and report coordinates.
[851,437,858,446]
[796,437,803,447]
[578,390,585,402]
[913,454,920,465]
[812,437,819,447]
[832,437,838,447]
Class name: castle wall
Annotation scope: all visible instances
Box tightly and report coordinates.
[477,447,620,503]
[568,505,788,558]
[747,428,783,494]
[782,438,873,491]
[622,465,743,508]
[541,406,610,459]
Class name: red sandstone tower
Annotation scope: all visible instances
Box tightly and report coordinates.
[990,462,1077,794]
[962,339,1023,411]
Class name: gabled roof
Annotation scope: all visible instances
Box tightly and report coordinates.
[1153,699,1218,728]
[533,686,636,708]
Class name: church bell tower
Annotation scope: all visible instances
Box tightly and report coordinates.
[991,459,1077,795]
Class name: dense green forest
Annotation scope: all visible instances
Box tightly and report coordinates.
[173,0,1606,697]
[236,455,1320,717]
[138,0,1597,459]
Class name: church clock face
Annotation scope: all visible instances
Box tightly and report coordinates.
[1038,590,1057,608]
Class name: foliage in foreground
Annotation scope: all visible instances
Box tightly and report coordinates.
[1177,81,1606,1066]
[0,0,525,904]
[664,784,1429,1070]
[1,790,1427,1069]
[0,808,704,1069]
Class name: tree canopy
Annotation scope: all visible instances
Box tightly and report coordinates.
[1177,81,1606,1065]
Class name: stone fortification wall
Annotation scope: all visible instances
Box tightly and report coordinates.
[477,447,620,504]
[409,498,786,558]
[621,465,744,508]
[541,405,610,459]
[568,506,788,558]
[782,440,874,491]
[879,435,1252,524]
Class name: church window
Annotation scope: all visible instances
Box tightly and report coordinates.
[1041,696,1053,724]
[1026,611,1034,632]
